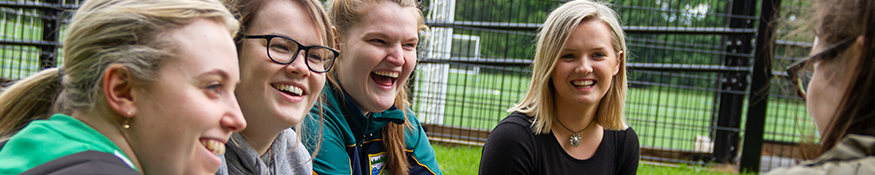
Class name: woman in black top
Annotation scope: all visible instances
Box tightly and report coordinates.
[479,0,639,174]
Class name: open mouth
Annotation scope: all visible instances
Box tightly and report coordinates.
[372,70,399,86]
[271,84,303,97]
[200,139,225,154]
[572,80,595,89]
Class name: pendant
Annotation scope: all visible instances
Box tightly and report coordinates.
[569,133,581,147]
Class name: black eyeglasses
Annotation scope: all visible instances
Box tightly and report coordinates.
[244,35,338,73]
[786,37,855,100]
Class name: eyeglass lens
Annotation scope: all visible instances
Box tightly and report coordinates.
[794,65,814,97]
[267,37,336,72]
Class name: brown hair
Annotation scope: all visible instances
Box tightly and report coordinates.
[0,0,238,138]
[327,0,426,174]
[220,0,334,162]
[806,0,875,157]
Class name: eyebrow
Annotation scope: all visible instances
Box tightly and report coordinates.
[362,31,419,42]
[561,46,608,52]
[197,69,231,81]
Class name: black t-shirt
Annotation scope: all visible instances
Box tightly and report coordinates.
[479,112,639,175]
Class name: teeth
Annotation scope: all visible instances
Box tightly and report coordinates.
[201,139,225,154]
[272,84,302,96]
[373,71,399,78]
[573,80,594,86]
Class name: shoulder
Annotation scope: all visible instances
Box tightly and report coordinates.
[499,112,535,128]
[767,156,875,175]
[487,112,536,143]
[20,151,139,175]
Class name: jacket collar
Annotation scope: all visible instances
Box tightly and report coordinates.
[805,134,875,165]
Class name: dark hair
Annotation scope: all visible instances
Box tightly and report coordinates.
[810,0,875,156]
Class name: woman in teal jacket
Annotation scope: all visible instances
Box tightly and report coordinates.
[302,0,442,174]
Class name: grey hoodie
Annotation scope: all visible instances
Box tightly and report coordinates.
[217,129,312,175]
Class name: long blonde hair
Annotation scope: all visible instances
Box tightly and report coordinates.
[508,0,629,134]
[0,0,238,138]
[327,0,426,174]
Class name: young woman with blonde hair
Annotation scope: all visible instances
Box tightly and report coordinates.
[0,0,245,174]
[216,0,335,174]
[480,0,639,174]
[302,0,442,174]
[767,0,875,174]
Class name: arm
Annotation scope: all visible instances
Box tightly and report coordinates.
[479,119,536,175]
[616,127,640,175]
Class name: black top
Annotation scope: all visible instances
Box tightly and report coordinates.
[21,151,140,175]
[479,112,639,175]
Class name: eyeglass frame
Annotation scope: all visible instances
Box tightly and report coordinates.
[244,34,339,73]
[785,37,856,100]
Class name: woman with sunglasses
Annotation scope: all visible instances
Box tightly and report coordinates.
[768,0,875,174]
[217,0,335,174]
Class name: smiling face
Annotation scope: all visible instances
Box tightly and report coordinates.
[127,18,245,174]
[551,19,621,110]
[235,0,327,130]
[335,2,419,113]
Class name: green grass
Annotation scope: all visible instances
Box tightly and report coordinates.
[414,71,818,151]
[431,143,757,175]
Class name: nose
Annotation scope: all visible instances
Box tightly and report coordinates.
[221,95,247,132]
[384,44,405,66]
[285,50,311,77]
[576,57,593,74]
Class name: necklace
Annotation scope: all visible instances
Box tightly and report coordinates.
[556,118,593,147]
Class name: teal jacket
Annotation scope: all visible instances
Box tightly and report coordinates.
[0,114,138,174]
[304,82,442,175]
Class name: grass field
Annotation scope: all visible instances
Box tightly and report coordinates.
[431,143,757,175]
[414,71,818,151]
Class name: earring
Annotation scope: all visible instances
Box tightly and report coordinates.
[123,118,130,129]
[123,110,131,129]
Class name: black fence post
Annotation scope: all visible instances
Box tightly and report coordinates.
[740,0,780,172]
[39,0,62,69]
[714,0,756,163]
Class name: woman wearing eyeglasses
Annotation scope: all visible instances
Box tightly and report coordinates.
[767,0,875,174]
[216,0,335,174]
[300,0,442,174]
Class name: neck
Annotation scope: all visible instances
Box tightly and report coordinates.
[554,99,599,130]
[239,120,284,156]
[73,110,143,173]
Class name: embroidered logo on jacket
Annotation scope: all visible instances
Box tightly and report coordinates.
[369,152,387,175]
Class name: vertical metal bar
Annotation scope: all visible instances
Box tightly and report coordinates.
[39,0,61,69]
[714,0,755,163]
[740,0,780,172]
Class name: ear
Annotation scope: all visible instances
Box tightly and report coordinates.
[613,50,624,76]
[331,26,342,53]
[103,64,137,118]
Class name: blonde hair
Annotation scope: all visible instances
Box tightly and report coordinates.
[327,0,425,174]
[508,0,629,134]
[0,0,238,138]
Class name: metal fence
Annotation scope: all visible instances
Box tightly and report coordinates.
[0,0,816,173]
[414,0,816,172]
[0,0,77,85]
